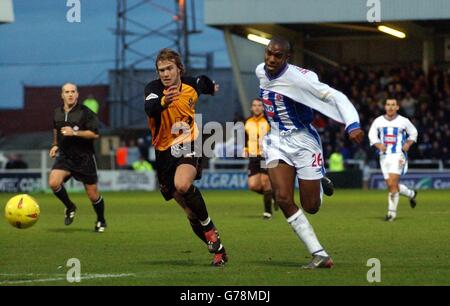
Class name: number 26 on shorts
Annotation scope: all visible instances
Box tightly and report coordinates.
[311,153,323,167]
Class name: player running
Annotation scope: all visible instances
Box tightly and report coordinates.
[256,37,364,269]
[244,98,276,219]
[368,98,418,221]
[144,48,228,266]
[48,83,107,232]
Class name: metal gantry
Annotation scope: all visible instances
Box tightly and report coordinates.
[112,0,201,128]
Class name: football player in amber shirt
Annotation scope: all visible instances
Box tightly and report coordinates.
[144,48,227,266]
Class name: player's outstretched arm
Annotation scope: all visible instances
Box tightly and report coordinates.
[144,81,166,117]
[296,70,361,135]
[195,75,217,95]
[312,79,364,144]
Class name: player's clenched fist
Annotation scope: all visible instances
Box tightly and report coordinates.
[163,85,180,106]
[348,128,365,144]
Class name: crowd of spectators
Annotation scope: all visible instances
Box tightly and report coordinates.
[311,63,450,165]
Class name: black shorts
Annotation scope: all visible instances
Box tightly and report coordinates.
[155,142,202,201]
[248,156,268,177]
[52,154,98,185]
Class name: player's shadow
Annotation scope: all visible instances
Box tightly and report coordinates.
[241,215,267,219]
[136,259,206,267]
[46,228,95,233]
[246,259,306,268]
[366,216,405,222]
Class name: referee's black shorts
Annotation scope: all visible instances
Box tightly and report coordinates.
[155,142,202,201]
[52,154,98,185]
[248,156,268,177]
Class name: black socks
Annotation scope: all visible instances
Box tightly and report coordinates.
[181,185,209,222]
[92,196,105,223]
[53,185,74,209]
[263,191,273,214]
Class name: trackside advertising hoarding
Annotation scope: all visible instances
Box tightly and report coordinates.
[195,171,248,190]
[369,172,450,189]
[0,172,42,193]
[0,170,156,193]
[66,170,156,192]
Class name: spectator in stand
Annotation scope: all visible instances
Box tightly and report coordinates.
[132,155,154,172]
[5,153,28,169]
[401,92,417,117]
[126,139,140,167]
[328,149,345,173]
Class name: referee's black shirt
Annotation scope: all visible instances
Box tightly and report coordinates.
[53,103,99,159]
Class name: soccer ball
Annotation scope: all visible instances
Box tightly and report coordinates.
[4,194,40,229]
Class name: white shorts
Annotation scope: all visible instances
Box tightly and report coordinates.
[263,127,325,180]
[380,153,408,179]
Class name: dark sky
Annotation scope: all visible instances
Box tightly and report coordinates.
[0,0,229,109]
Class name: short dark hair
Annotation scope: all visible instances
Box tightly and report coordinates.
[385,98,398,104]
[251,98,262,104]
[155,48,185,74]
[268,36,292,54]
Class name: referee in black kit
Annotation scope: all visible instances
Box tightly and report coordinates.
[48,83,107,232]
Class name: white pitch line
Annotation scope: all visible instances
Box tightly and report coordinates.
[0,273,135,285]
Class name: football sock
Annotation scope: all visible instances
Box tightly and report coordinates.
[182,185,209,223]
[188,217,207,244]
[200,217,225,253]
[199,216,215,232]
[388,192,399,217]
[53,185,74,209]
[287,209,328,257]
[399,184,414,198]
[263,191,273,214]
[92,196,105,223]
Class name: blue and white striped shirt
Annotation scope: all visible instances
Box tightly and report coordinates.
[368,115,418,154]
[256,63,361,135]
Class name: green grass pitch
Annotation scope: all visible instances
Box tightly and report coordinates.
[0,190,449,286]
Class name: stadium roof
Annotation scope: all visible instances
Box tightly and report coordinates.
[0,0,14,24]
[205,0,450,25]
[205,0,450,40]
[204,0,450,117]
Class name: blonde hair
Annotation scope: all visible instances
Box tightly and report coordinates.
[155,48,185,75]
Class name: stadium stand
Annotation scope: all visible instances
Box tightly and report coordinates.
[312,63,450,164]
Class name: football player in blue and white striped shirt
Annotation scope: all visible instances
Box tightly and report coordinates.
[256,37,365,268]
[368,98,418,221]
